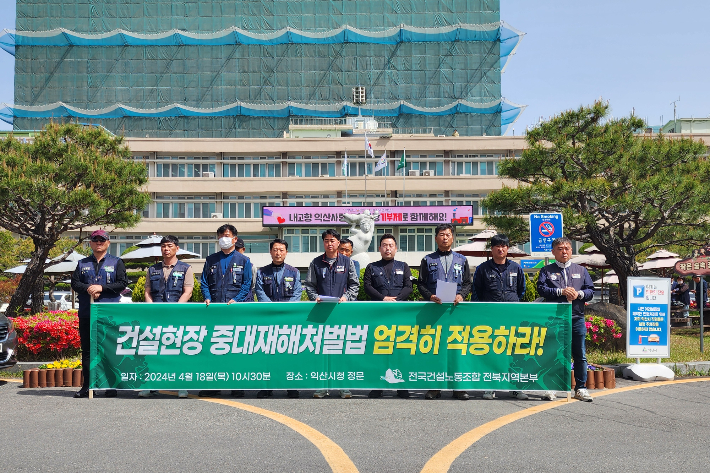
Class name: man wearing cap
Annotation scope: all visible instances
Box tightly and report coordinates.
[141,235,194,399]
[70,229,127,398]
[537,237,595,402]
[236,237,257,302]
[254,238,303,399]
[363,233,413,399]
[200,224,252,398]
[417,223,472,401]
[471,234,536,401]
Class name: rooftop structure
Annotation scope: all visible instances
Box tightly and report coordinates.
[1,0,524,138]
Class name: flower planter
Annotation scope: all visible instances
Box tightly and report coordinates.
[72,369,82,388]
[46,369,56,387]
[38,369,47,388]
[571,370,575,390]
[22,370,31,388]
[63,368,73,387]
[586,370,595,389]
[29,369,39,388]
[594,370,605,389]
[54,369,63,388]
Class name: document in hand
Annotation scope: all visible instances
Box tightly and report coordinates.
[318,295,340,302]
[435,280,457,303]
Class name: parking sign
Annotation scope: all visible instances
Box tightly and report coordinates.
[529,213,563,256]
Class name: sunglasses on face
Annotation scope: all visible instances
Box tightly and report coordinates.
[91,237,107,243]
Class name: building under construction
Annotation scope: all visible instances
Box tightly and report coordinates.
[2,0,523,137]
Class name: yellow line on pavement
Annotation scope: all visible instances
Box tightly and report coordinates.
[0,378,22,383]
[196,397,359,473]
[421,378,710,473]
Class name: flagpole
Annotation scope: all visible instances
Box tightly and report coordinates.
[344,149,348,205]
[402,147,406,206]
[384,150,388,206]
[364,134,368,207]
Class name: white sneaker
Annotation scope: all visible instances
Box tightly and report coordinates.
[178,390,188,398]
[313,389,329,398]
[542,391,557,401]
[574,388,593,402]
[510,391,529,400]
[482,390,495,400]
[339,389,352,399]
[138,390,156,398]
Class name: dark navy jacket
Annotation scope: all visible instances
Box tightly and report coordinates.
[311,253,351,298]
[257,263,301,302]
[417,250,472,300]
[537,262,594,319]
[148,260,191,302]
[364,259,412,300]
[201,250,252,303]
[472,259,526,302]
[70,254,126,319]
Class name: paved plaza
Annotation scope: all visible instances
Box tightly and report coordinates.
[2,377,709,472]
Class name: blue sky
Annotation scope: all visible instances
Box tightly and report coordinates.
[1,1,708,133]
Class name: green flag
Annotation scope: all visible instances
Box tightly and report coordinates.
[397,147,407,170]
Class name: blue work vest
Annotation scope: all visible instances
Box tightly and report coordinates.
[259,263,299,302]
[369,260,406,298]
[312,253,351,298]
[421,251,467,296]
[204,251,250,303]
[473,259,523,302]
[76,254,122,318]
[148,260,191,303]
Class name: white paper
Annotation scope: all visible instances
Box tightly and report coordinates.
[435,280,457,303]
[318,295,340,303]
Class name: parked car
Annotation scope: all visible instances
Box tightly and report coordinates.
[0,312,18,370]
[43,291,75,311]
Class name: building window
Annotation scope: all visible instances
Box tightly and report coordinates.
[286,195,337,207]
[223,195,282,219]
[284,228,324,253]
[399,227,435,252]
[154,195,216,218]
[155,157,216,177]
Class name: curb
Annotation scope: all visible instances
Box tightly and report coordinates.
[606,361,710,376]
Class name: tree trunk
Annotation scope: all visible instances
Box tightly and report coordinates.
[6,245,51,316]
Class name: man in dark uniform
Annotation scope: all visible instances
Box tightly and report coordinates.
[70,229,127,398]
[364,233,413,399]
[339,238,360,275]
[142,235,194,399]
[255,238,302,399]
[200,224,252,398]
[304,229,359,399]
[472,234,538,400]
[537,237,595,402]
[417,223,472,400]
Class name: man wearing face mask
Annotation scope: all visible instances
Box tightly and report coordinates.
[199,224,252,398]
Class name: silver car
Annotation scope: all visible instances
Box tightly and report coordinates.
[0,313,18,370]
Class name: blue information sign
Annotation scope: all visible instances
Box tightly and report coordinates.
[626,277,671,358]
[529,213,563,256]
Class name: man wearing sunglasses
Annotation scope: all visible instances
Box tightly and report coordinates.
[71,229,128,398]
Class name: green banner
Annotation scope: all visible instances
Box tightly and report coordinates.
[90,301,571,391]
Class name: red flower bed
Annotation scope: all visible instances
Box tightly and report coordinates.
[12,310,81,361]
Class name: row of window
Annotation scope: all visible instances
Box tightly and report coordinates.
[148,154,502,178]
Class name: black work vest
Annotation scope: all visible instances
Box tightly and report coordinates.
[259,263,299,302]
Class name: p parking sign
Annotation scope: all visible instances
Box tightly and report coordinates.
[529,213,563,257]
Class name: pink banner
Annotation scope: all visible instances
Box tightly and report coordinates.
[262,206,473,226]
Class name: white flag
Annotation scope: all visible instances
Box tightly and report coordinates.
[365,135,375,158]
[374,151,387,172]
[342,151,348,177]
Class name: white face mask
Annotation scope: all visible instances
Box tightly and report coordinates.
[218,236,234,250]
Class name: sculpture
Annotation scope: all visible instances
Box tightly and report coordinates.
[340,210,380,267]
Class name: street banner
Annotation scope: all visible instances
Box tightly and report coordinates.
[529,212,563,256]
[262,205,473,226]
[626,277,671,358]
[90,302,571,392]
